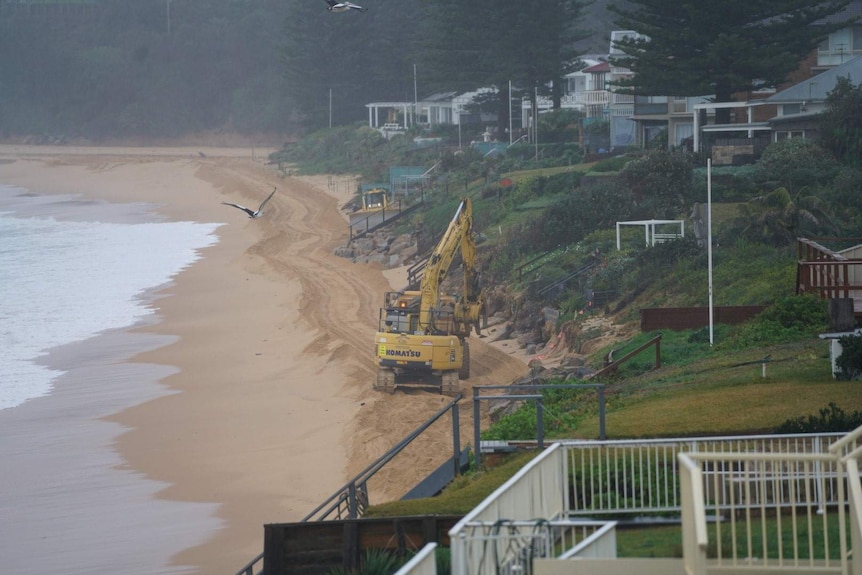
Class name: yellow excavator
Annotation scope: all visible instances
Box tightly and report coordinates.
[373,197,485,395]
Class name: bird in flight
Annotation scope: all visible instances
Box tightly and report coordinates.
[222,187,276,219]
[323,0,367,12]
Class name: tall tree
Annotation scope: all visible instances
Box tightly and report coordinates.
[608,0,853,122]
[419,0,590,135]
[281,0,423,130]
[819,76,862,167]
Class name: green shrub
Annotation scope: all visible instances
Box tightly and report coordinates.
[754,138,839,192]
[722,295,828,349]
[616,150,696,219]
[436,547,452,575]
[774,403,862,433]
[326,548,408,575]
[835,333,862,380]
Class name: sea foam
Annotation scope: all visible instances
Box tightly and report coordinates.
[0,184,221,410]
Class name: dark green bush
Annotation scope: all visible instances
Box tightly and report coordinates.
[721,294,828,349]
[616,150,696,219]
[774,403,862,433]
[753,138,839,192]
[835,333,862,380]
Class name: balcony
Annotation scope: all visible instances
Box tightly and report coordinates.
[575,90,611,106]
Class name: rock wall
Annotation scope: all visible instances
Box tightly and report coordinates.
[333,230,419,268]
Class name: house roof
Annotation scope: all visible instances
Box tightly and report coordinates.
[814,0,862,25]
[423,91,458,102]
[565,57,605,77]
[766,55,862,103]
[768,111,823,125]
[583,61,610,74]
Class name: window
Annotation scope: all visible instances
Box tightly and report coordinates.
[674,123,693,146]
[819,37,830,52]
[854,26,862,51]
[775,130,804,142]
[783,103,801,115]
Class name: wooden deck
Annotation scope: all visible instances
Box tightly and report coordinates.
[796,238,862,316]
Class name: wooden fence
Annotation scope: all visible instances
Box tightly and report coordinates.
[263,515,461,575]
[640,306,766,332]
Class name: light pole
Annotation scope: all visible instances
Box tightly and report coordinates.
[413,64,418,127]
[508,80,513,145]
[458,112,462,148]
[707,158,714,346]
[534,86,539,159]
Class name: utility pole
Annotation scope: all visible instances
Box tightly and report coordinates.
[534,86,539,159]
[707,158,714,346]
[413,64,418,128]
[508,80,513,145]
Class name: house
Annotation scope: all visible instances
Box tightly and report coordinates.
[766,55,862,141]
[366,88,498,137]
[814,0,862,69]
[364,4,861,153]
[689,1,862,161]
[522,31,640,149]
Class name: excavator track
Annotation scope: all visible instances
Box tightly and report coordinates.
[440,371,460,396]
[459,339,470,380]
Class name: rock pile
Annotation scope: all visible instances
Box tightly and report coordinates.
[333,230,419,269]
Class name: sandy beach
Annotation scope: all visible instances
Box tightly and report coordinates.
[0,145,529,574]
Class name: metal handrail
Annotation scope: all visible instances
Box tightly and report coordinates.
[590,333,662,378]
[302,394,463,522]
[233,395,464,575]
[234,552,262,575]
[536,261,597,296]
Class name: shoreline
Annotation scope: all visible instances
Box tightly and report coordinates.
[0,146,530,574]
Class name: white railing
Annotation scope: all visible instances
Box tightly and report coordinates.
[680,451,852,575]
[449,445,569,575]
[557,520,618,559]
[453,444,567,527]
[446,431,859,575]
[833,426,862,575]
[452,520,614,575]
[611,93,634,105]
[563,433,847,516]
[575,90,611,106]
[680,454,708,575]
[395,543,437,575]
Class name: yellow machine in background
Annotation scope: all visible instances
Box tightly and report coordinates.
[373,198,485,395]
[360,188,389,211]
[349,187,390,227]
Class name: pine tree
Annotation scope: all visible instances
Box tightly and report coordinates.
[608,0,854,122]
[419,0,590,134]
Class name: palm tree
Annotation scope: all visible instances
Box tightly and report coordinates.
[736,187,835,246]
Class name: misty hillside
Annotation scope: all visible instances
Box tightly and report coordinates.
[0,0,625,142]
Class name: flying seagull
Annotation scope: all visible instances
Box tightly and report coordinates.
[222,187,276,219]
[323,0,367,12]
